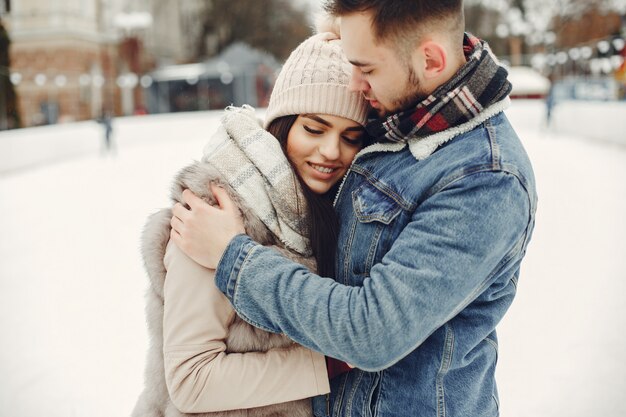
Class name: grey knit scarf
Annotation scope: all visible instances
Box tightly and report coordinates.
[202,105,311,256]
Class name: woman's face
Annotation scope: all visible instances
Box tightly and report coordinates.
[286,114,364,194]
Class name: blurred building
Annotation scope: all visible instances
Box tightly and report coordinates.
[2,0,313,128]
[146,42,279,114]
[2,0,210,128]
[144,0,206,65]
[554,9,623,50]
[4,0,123,126]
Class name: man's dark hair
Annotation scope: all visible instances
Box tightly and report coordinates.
[324,0,464,49]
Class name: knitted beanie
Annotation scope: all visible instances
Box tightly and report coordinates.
[263,32,369,129]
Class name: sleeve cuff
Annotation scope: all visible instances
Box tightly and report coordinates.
[214,234,258,301]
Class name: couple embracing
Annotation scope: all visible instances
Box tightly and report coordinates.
[133,1,537,417]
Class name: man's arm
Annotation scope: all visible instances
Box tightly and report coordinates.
[212,171,533,372]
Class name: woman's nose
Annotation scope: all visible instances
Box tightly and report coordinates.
[318,136,341,161]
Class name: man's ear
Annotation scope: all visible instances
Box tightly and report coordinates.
[419,41,447,80]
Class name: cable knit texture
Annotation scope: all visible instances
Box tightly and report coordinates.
[264,32,369,129]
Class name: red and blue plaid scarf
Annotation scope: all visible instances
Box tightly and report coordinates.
[366,34,511,144]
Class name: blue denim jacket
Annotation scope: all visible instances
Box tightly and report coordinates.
[214,110,537,417]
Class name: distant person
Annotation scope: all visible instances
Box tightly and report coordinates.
[545,84,556,127]
[97,111,115,154]
[132,31,369,417]
[171,1,538,417]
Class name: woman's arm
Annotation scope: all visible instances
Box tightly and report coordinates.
[162,240,329,414]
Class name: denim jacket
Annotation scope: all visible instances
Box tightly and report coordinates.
[214,107,537,417]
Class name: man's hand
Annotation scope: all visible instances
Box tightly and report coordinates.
[170,185,245,269]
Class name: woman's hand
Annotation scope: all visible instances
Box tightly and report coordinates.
[170,185,245,269]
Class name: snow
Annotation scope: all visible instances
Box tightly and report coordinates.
[550,100,626,146]
[1,101,625,417]
[507,66,551,96]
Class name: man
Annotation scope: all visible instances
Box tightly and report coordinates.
[170,1,537,416]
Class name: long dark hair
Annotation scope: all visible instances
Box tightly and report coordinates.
[267,115,340,279]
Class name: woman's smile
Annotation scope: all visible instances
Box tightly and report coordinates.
[287,114,364,194]
[308,162,340,176]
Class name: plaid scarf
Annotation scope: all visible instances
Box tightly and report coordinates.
[202,105,311,256]
[366,34,511,144]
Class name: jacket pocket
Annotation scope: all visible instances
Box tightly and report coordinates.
[365,371,382,417]
[312,394,331,417]
[348,181,402,280]
[352,181,402,225]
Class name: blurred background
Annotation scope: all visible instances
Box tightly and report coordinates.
[0,1,625,417]
[0,0,625,129]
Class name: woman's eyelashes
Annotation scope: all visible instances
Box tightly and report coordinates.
[303,124,363,145]
[340,131,363,145]
[303,125,323,135]
[343,136,362,145]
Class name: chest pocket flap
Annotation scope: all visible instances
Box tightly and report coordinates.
[352,181,402,225]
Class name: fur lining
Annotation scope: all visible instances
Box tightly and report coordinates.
[356,99,510,161]
[131,161,314,417]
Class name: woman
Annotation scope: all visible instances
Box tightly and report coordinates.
[131,31,369,417]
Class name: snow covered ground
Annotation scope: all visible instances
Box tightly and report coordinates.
[0,101,625,417]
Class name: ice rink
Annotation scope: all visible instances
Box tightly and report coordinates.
[1,101,625,417]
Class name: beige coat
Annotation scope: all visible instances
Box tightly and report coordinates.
[131,161,330,417]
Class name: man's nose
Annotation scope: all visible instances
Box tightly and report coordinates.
[348,67,367,93]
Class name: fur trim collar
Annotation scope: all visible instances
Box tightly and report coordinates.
[332,99,509,206]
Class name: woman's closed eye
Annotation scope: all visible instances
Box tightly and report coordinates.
[342,135,362,145]
[303,125,323,135]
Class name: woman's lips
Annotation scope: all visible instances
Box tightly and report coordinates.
[308,162,339,179]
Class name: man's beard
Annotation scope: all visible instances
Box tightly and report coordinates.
[375,67,429,118]
[390,67,429,115]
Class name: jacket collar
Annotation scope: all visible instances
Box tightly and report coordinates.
[356,98,510,161]
[332,98,509,207]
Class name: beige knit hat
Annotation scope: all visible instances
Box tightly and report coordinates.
[263,32,369,129]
